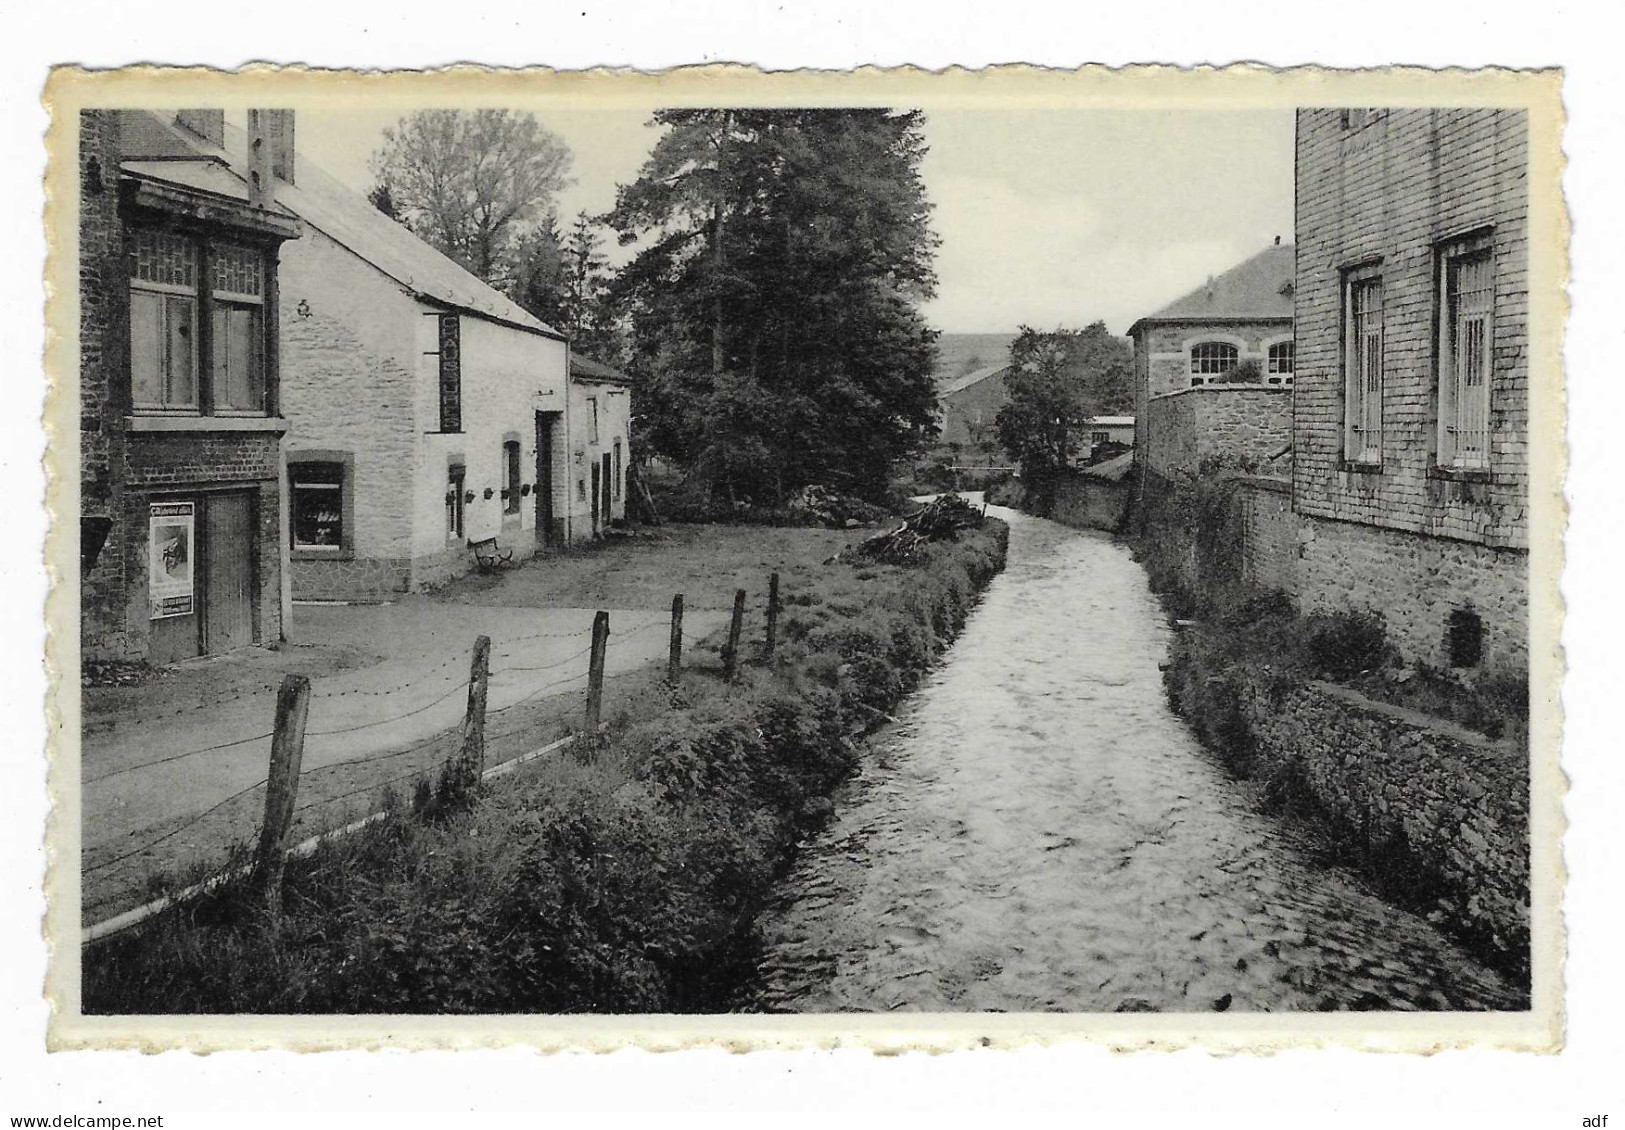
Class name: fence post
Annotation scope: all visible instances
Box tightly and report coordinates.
[667,594,684,684]
[724,588,746,681]
[586,610,610,730]
[765,572,780,663]
[457,634,492,794]
[256,673,311,918]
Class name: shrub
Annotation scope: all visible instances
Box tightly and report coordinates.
[1304,609,1391,680]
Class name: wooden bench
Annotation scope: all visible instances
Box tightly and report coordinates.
[469,537,515,572]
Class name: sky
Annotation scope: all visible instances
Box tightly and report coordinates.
[291,106,1295,336]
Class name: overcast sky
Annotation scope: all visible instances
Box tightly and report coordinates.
[292,107,1295,336]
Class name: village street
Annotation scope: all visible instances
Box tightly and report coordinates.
[80,541,743,926]
[748,505,1525,1013]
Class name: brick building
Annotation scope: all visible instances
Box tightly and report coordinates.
[1291,108,1529,675]
[1129,242,1296,480]
[114,110,628,602]
[80,110,303,665]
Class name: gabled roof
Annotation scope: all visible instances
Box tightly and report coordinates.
[939,362,1011,398]
[1128,244,1295,335]
[117,111,564,341]
[569,351,633,386]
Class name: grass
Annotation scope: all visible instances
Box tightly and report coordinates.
[82,519,1010,1014]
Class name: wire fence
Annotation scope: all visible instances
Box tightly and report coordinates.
[80,592,765,941]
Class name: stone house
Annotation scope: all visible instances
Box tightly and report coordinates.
[1291,108,1529,675]
[80,109,304,665]
[113,110,623,602]
[1129,241,1296,481]
[936,362,1010,453]
[565,351,635,536]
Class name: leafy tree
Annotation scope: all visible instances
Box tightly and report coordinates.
[367,182,401,220]
[559,212,624,364]
[605,109,940,504]
[995,322,1132,478]
[369,110,573,286]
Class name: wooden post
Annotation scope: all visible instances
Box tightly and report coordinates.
[765,572,780,663]
[724,588,746,681]
[457,634,491,793]
[256,673,311,917]
[667,594,684,684]
[586,610,610,730]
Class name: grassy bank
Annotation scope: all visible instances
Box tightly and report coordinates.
[83,519,1009,1014]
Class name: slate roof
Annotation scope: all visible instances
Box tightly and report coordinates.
[117,111,563,340]
[939,362,1011,399]
[568,351,633,385]
[1128,244,1295,334]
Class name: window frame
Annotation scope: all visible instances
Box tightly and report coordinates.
[1188,341,1239,387]
[1435,233,1496,472]
[287,452,354,558]
[587,396,600,444]
[501,439,523,517]
[446,462,467,541]
[1342,265,1386,467]
[1265,339,1296,386]
[128,226,274,418]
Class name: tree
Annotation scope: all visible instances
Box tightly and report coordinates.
[369,110,573,286]
[559,212,623,364]
[367,182,401,220]
[995,322,1132,479]
[508,211,567,329]
[605,109,940,504]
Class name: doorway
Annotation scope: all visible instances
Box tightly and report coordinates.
[147,491,257,665]
[534,411,557,548]
[601,452,613,528]
[590,460,601,538]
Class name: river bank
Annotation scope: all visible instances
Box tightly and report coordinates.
[82,517,1009,1014]
[746,508,1523,1012]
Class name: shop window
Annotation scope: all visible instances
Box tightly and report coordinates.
[447,464,466,540]
[130,228,268,415]
[1189,342,1238,386]
[290,461,346,552]
[502,440,522,515]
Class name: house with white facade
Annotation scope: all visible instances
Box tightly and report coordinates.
[114,109,625,602]
[566,352,634,537]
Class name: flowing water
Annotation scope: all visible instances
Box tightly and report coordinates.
[746,507,1524,1013]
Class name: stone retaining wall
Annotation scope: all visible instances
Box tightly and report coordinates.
[1166,647,1529,976]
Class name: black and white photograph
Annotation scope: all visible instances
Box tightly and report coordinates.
[40,64,1566,1056]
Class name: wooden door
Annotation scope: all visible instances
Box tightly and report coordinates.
[534,412,555,547]
[601,453,613,527]
[590,462,601,538]
[203,491,255,654]
[148,496,202,666]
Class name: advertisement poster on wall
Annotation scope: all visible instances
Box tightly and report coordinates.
[148,501,194,619]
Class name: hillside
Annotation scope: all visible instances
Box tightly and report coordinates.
[933,332,1017,389]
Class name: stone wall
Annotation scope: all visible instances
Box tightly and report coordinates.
[1131,317,1293,463]
[1297,512,1528,674]
[1143,386,1293,478]
[1236,672,1525,974]
[1233,476,1297,593]
[1048,471,1129,532]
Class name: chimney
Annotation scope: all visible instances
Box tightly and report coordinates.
[246,109,295,209]
[174,109,224,147]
